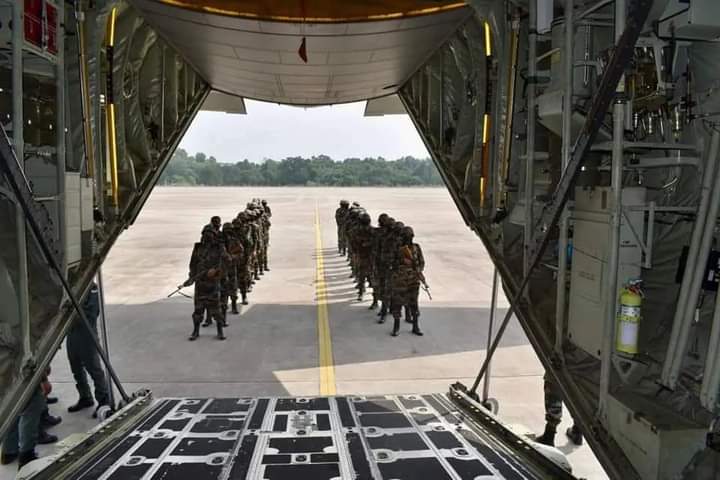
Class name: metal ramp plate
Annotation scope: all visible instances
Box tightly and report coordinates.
[58,394,567,480]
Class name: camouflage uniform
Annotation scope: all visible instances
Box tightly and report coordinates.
[187,227,228,340]
[335,201,350,255]
[373,215,393,317]
[345,207,363,277]
[233,215,252,304]
[261,201,271,271]
[219,223,244,320]
[389,227,424,336]
[543,373,563,429]
[353,213,375,301]
[249,211,262,279]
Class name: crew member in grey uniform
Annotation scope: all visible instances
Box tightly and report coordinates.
[66,283,110,416]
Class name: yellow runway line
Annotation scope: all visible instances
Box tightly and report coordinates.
[314,206,336,396]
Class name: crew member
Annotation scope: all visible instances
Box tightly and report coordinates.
[66,283,110,414]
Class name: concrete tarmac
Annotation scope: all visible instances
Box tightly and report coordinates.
[1,187,606,479]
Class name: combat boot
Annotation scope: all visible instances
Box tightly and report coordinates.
[391,315,400,337]
[566,425,583,446]
[216,322,226,340]
[535,424,556,447]
[17,450,38,469]
[202,313,212,327]
[231,298,239,314]
[241,292,249,305]
[377,303,387,323]
[369,295,378,310]
[189,322,200,341]
[411,319,424,336]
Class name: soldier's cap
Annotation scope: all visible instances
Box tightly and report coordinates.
[222,222,233,231]
[340,199,349,206]
[261,199,268,205]
[352,201,360,207]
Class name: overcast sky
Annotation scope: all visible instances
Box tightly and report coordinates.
[178,99,429,163]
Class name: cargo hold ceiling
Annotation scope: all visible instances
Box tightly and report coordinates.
[130,0,472,105]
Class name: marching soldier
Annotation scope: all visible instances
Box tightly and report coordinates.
[261,200,271,272]
[372,214,391,314]
[233,214,252,305]
[335,200,350,255]
[220,223,243,320]
[184,226,228,341]
[389,226,424,337]
[353,212,375,301]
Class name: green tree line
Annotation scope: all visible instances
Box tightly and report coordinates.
[159,149,443,187]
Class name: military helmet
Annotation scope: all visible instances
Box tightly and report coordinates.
[359,212,371,225]
[222,222,233,231]
[401,226,415,242]
[378,213,389,226]
[201,225,217,243]
[261,199,268,205]
[394,221,405,231]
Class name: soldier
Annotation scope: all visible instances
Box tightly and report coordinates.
[335,200,350,255]
[379,220,403,322]
[219,223,243,321]
[372,214,391,313]
[389,226,424,337]
[208,215,221,233]
[345,206,363,277]
[536,374,583,447]
[184,226,228,341]
[233,213,253,305]
[66,283,110,414]
[261,200,271,272]
[262,199,272,219]
[249,207,263,279]
[353,212,375,301]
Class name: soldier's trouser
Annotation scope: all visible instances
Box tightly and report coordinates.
[2,388,44,456]
[337,227,346,253]
[67,333,110,405]
[544,373,563,428]
[391,284,420,330]
[193,299,224,337]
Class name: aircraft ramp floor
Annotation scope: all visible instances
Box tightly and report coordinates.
[40,393,571,480]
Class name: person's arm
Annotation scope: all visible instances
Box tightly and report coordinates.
[82,286,100,328]
[416,244,425,272]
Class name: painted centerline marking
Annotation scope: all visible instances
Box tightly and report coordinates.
[314,206,336,395]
